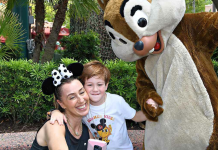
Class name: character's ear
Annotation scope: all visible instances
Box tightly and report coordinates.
[97,0,110,11]
[67,63,84,77]
[91,123,97,129]
[100,118,106,124]
[42,77,55,95]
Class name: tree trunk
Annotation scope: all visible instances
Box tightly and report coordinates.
[41,0,68,63]
[32,0,45,63]
[192,0,195,13]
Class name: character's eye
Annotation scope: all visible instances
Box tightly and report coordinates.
[119,38,127,44]
[109,32,115,40]
[123,1,151,36]
[138,18,147,28]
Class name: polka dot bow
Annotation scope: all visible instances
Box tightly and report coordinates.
[51,64,73,86]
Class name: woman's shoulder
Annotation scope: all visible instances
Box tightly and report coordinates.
[44,121,66,134]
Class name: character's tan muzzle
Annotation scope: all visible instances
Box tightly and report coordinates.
[133,31,164,56]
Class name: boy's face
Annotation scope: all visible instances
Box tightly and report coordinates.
[84,76,108,106]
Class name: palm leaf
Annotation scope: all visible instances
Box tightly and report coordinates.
[0,9,25,60]
[71,0,100,19]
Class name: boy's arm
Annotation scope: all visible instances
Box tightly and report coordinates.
[132,110,147,122]
[47,109,67,125]
[132,100,159,122]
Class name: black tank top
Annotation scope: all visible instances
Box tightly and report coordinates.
[31,122,89,150]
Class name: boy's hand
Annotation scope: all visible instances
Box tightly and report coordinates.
[145,98,163,118]
[50,110,67,126]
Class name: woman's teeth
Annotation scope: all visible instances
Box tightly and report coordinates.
[78,104,85,109]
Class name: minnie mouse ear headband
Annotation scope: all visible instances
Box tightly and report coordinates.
[42,63,84,95]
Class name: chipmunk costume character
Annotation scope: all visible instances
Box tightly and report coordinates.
[97,0,218,149]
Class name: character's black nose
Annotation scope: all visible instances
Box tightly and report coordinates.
[134,41,144,51]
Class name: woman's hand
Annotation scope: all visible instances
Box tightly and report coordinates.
[50,110,67,125]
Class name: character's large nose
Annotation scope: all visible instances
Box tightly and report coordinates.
[134,41,144,51]
[133,33,157,56]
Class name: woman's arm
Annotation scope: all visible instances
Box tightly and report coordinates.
[44,121,68,150]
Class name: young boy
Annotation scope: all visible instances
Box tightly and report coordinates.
[50,60,157,149]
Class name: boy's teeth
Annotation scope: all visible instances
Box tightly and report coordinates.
[78,104,85,109]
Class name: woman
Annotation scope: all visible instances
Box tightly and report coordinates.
[31,63,93,150]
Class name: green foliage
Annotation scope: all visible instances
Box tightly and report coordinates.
[213,60,218,77]
[185,0,212,13]
[60,30,101,63]
[68,0,100,20]
[212,47,218,61]
[105,59,140,110]
[0,59,76,123]
[0,59,139,123]
[30,0,100,29]
[0,9,25,60]
[0,43,23,60]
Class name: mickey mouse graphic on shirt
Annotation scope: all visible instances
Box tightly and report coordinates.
[91,118,112,145]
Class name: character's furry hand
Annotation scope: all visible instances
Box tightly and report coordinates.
[145,98,163,118]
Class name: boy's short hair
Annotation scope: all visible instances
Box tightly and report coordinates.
[80,60,111,84]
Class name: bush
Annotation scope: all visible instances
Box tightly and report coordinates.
[104,59,140,110]
[212,47,218,61]
[213,60,218,77]
[0,43,23,60]
[60,30,101,63]
[0,58,78,124]
[0,59,139,123]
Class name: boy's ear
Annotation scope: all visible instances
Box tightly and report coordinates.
[57,100,66,109]
[97,0,110,11]
[105,83,109,91]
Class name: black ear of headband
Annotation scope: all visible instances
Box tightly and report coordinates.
[67,63,84,77]
[42,77,55,95]
[41,63,84,95]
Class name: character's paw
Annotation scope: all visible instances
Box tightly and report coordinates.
[146,98,158,109]
[145,98,163,118]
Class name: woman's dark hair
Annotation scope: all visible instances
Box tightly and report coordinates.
[54,77,82,112]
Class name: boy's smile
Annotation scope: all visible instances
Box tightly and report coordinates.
[84,76,108,106]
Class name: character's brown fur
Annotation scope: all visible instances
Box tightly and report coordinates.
[174,12,218,149]
[104,0,139,42]
[98,0,218,148]
[136,12,218,149]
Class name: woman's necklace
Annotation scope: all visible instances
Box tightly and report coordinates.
[66,116,83,136]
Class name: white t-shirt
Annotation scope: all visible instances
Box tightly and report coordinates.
[82,92,136,150]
